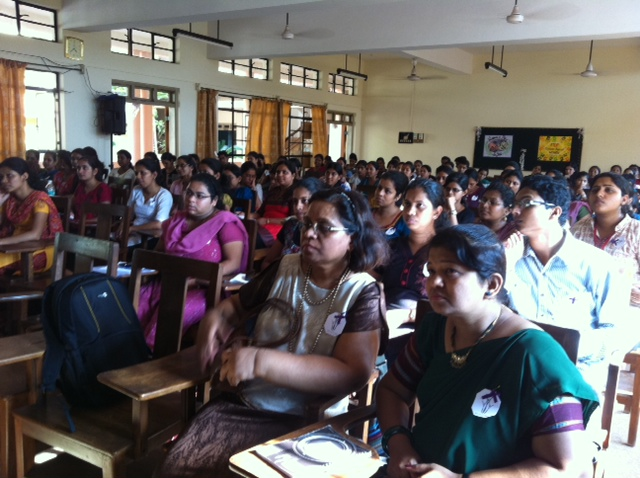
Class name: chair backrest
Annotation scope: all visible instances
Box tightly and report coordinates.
[128,249,223,358]
[50,232,120,280]
[79,203,132,260]
[241,218,258,272]
[233,198,252,218]
[531,321,580,364]
[110,186,131,205]
[107,175,135,190]
[51,195,72,232]
[356,184,377,199]
[171,193,184,214]
[414,299,433,330]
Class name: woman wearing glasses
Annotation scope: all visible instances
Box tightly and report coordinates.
[476,181,517,242]
[137,173,249,348]
[170,155,198,196]
[158,189,389,478]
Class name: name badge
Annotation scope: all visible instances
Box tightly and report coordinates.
[471,388,502,418]
[324,312,347,336]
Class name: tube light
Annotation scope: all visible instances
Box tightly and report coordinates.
[484,62,508,77]
[172,28,233,49]
[336,68,368,81]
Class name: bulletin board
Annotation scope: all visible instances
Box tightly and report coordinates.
[472,127,583,171]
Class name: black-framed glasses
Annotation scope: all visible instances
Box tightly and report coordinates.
[479,197,505,207]
[514,198,556,209]
[301,220,350,237]
[185,189,211,200]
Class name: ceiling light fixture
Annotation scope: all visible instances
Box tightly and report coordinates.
[506,0,524,24]
[580,40,598,78]
[337,54,368,81]
[282,13,294,40]
[173,21,233,49]
[485,46,508,77]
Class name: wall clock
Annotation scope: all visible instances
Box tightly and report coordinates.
[65,37,84,61]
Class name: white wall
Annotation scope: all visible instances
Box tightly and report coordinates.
[361,46,640,173]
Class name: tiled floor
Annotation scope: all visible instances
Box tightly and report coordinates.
[23,406,640,477]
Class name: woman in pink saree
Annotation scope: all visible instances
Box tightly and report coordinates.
[138,173,249,348]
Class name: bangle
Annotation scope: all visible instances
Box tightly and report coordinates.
[450,210,457,216]
[381,425,411,455]
[266,218,270,224]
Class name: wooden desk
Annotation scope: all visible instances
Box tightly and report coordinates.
[97,346,210,457]
[229,416,381,478]
[0,331,45,403]
[0,239,55,282]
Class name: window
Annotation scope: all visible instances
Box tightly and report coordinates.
[0,0,57,41]
[218,59,269,80]
[218,95,250,159]
[327,111,354,159]
[280,62,319,89]
[110,28,174,63]
[111,81,177,164]
[285,104,313,163]
[24,69,60,150]
[328,73,355,96]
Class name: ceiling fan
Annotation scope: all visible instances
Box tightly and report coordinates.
[404,58,445,81]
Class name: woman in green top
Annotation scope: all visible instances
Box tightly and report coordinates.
[376,224,598,478]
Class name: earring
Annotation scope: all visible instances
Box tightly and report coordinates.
[485,291,492,297]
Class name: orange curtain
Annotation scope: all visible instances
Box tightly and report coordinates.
[311,105,328,157]
[247,98,281,163]
[0,59,26,159]
[195,88,218,159]
[281,101,291,159]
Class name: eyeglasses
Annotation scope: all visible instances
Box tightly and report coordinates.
[185,190,211,200]
[514,198,556,209]
[445,187,463,194]
[479,197,505,207]
[301,220,350,237]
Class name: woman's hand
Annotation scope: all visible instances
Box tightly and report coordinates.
[195,303,237,373]
[256,217,268,226]
[402,462,460,478]
[445,195,456,212]
[386,444,423,478]
[219,346,260,386]
[503,230,525,269]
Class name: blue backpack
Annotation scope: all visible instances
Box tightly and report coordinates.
[41,272,150,409]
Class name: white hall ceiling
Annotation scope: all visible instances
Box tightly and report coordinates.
[62,0,640,72]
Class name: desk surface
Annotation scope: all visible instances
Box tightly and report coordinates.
[0,239,54,254]
[97,346,210,401]
[0,331,46,366]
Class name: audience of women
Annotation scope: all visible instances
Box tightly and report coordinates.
[53,150,78,195]
[41,150,58,182]
[324,162,351,192]
[137,173,249,348]
[109,149,136,185]
[159,189,389,478]
[254,159,297,248]
[444,172,476,225]
[502,168,523,195]
[372,171,409,240]
[170,155,198,196]
[572,172,640,307]
[476,181,518,241]
[0,158,63,275]
[126,157,173,247]
[377,224,598,478]
[72,154,112,221]
[160,153,179,188]
[261,177,325,270]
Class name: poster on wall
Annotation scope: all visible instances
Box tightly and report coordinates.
[398,132,413,144]
[483,135,513,158]
[473,127,583,171]
[537,135,573,162]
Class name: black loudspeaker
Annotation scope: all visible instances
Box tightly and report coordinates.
[97,95,126,135]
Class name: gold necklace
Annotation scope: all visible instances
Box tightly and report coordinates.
[289,265,350,353]
[450,306,503,368]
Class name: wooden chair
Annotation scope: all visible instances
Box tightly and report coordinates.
[13,249,224,478]
[51,196,72,233]
[0,234,119,478]
[240,218,260,273]
[616,347,640,446]
[233,198,252,219]
[171,193,184,215]
[109,186,131,206]
[79,203,132,262]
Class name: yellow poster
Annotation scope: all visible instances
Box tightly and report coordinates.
[537,136,572,162]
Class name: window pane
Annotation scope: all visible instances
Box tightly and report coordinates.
[218,61,233,74]
[111,29,128,41]
[131,29,151,45]
[25,70,56,89]
[0,0,16,18]
[280,63,290,75]
[253,58,267,69]
[134,88,151,100]
[20,21,54,40]
[253,69,267,80]
[156,91,171,102]
[291,65,303,77]
[154,48,173,62]
[0,15,18,36]
[236,59,250,67]
[25,89,57,149]
[112,85,129,97]
[234,63,249,77]
[133,43,152,59]
[154,35,173,50]
[111,39,128,55]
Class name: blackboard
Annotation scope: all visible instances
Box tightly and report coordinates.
[472,127,583,171]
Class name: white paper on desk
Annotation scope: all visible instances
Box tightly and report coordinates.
[254,425,377,478]
[228,273,250,285]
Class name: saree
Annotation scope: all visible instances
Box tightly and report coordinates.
[137,210,249,348]
[0,191,63,274]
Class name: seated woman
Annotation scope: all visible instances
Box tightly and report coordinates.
[170,155,198,196]
[0,157,63,275]
[53,150,77,196]
[377,224,599,478]
[253,159,297,248]
[502,168,523,195]
[159,152,179,188]
[464,168,485,212]
[572,172,640,307]
[324,161,351,192]
[137,173,249,348]
[158,189,389,478]
[126,157,173,247]
[444,172,477,225]
[72,154,112,222]
[372,171,409,240]
[41,150,58,182]
[261,177,325,270]
[567,170,591,226]
[476,181,518,241]
[108,149,136,186]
